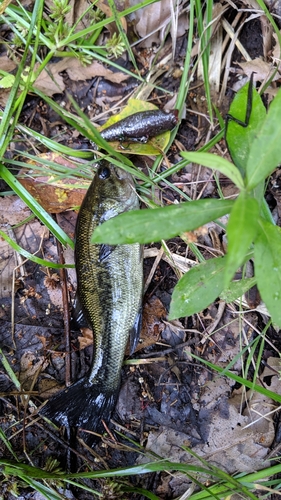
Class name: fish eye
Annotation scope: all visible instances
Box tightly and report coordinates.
[98,166,111,180]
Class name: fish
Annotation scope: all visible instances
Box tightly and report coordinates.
[100,109,178,144]
[39,161,143,436]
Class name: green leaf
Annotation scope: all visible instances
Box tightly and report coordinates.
[91,199,234,244]
[181,151,244,190]
[0,74,15,88]
[226,81,266,175]
[220,277,257,303]
[169,257,226,320]
[246,87,281,189]
[224,192,259,286]
[254,218,281,326]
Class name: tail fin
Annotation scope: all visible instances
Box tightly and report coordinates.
[39,377,118,435]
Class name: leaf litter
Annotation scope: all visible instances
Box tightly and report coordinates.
[1,1,281,498]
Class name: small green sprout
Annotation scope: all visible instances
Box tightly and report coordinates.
[105,33,126,58]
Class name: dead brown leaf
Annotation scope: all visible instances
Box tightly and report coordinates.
[0,88,11,107]
[18,153,90,213]
[0,196,31,225]
[237,58,280,83]
[78,327,93,349]
[33,63,65,96]
[19,351,49,390]
[64,58,129,84]
[128,0,173,47]
[0,55,17,72]
[133,296,166,353]
[33,56,129,96]
[97,0,127,35]
[64,0,91,31]
[0,203,45,298]
[38,377,65,399]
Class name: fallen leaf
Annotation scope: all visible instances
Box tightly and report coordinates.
[65,0,92,31]
[136,296,166,352]
[33,63,65,96]
[97,0,127,34]
[0,210,45,298]
[78,327,93,349]
[19,351,49,390]
[0,55,17,72]
[64,58,129,84]
[237,58,280,83]
[18,153,90,213]
[38,376,65,399]
[128,0,173,46]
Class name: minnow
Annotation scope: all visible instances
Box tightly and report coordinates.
[100,109,178,144]
[40,162,143,435]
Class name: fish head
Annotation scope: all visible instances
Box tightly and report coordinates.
[95,162,139,215]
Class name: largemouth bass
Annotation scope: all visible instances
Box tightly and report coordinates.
[40,162,143,434]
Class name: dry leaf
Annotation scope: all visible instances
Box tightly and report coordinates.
[38,377,65,399]
[132,296,166,353]
[33,57,129,96]
[18,153,90,213]
[64,58,129,84]
[237,58,280,82]
[0,55,17,72]
[19,351,48,390]
[78,327,93,349]
[128,0,173,47]
[33,63,65,96]
[97,0,127,34]
[64,0,91,31]
[0,205,45,298]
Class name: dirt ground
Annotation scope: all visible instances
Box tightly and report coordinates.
[1,1,281,499]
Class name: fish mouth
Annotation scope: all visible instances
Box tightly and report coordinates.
[114,166,129,181]
[115,168,122,179]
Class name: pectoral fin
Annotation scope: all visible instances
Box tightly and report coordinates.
[129,307,142,354]
[71,296,89,329]
[99,244,115,263]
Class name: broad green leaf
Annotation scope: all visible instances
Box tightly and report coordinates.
[224,192,259,286]
[181,151,244,190]
[254,218,281,327]
[226,81,266,176]
[99,98,174,155]
[220,277,257,303]
[91,199,234,244]
[169,257,225,320]
[246,87,281,189]
[0,74,15,88]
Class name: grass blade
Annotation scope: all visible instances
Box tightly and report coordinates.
[0,164,74,249]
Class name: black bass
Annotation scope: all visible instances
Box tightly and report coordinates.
[40,162,143,435]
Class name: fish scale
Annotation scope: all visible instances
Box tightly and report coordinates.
[39,162,143,436]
